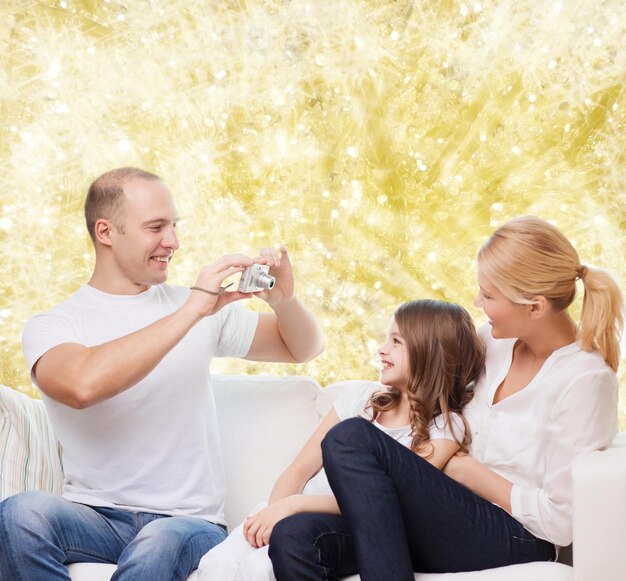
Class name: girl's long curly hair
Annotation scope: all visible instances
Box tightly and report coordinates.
[368,299,485,457]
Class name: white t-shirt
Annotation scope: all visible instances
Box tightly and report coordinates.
[22,284,258,525]
[304,381,465,495]
[464,324,618,547]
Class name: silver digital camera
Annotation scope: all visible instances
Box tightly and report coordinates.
[238,264,275,293]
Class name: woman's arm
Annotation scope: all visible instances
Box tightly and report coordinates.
[243,407,341,547]
[444,369,618,539]
[427,439,461,470]
[443,454,513,512]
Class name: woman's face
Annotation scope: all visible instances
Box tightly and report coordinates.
[378,318,410,389]
[474,271,530,339]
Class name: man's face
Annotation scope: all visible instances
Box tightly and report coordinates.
[108,178,179,292]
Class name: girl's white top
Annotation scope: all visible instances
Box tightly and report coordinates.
[303,381,465,495]
[464,324,618,547]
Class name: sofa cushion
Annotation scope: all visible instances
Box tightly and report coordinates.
[340,562,572,581]
[213,375,323,529]
[0,384,64,500]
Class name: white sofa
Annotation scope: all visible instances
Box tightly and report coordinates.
[1,375,625,581]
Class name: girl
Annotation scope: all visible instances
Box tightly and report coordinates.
[195,299,485,581]
[269,216,623,580]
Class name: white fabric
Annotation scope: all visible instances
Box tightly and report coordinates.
[572,446,626,581]
[464,325,618,547]
[66,558,573,581]
[195,502,273,581]
[213,375,323,528]
[197,380,466,581]
[68,560,573,581]
[341,562,573,581]
[21,284,258,524]
[13,374,624,581]
[0,385,64,500]
[333,380,466,443]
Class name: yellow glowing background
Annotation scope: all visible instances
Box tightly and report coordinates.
[1,1,625,427]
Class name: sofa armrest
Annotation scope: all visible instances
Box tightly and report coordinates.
[572,433,626,581]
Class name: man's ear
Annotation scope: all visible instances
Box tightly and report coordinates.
[528,295,549,319]
[94,219,114,247]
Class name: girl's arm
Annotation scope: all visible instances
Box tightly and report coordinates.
[243,407,341,547]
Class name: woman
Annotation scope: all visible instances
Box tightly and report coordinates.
[269,216,623,580]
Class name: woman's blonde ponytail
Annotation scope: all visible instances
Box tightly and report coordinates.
[578,266,624,372]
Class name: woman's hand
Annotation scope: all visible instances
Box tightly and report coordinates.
[243,496,301,548]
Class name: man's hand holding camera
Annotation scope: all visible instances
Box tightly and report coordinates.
[188,245,295,318]
[252,245,294,308]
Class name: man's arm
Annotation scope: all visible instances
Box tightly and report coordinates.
[244,246,324,363]
[245,301,323,363]
[33,254,257,409]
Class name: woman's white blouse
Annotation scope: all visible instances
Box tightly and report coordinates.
[464,325,618,547]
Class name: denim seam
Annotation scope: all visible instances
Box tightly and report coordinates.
[0,502,27,581]
[63,507,134,561]
[64,546,116,563]
[313,530,352,581]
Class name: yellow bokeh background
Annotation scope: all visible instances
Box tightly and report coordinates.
[1,1,625,427]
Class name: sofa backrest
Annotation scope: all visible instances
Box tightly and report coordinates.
[213,375,382,529]
[213,375,326,528]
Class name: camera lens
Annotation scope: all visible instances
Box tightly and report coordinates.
[256,272,275,289]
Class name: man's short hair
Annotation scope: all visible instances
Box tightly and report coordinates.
[84,167,161,242]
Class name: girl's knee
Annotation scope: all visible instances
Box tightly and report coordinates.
[321,417,376,458]
[268,514,311,556]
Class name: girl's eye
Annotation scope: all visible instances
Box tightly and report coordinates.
[393,338,401,344]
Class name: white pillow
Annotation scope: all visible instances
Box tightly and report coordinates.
[0,385,64,500]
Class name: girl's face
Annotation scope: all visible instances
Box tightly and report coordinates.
[474,270,529,339]
[378,318,410,390]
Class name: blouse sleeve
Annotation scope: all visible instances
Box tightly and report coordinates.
[510,368,618,546]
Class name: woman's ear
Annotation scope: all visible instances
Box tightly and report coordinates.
[528,295,549,319]
[94,219,114,247]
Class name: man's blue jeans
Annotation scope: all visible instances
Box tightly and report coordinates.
[269,418,556,581]
[0,491,227,581]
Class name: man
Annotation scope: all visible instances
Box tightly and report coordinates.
[0,167,324,581]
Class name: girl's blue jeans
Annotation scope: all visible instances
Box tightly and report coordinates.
[0,491,227,581]
[269,418,556,581]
